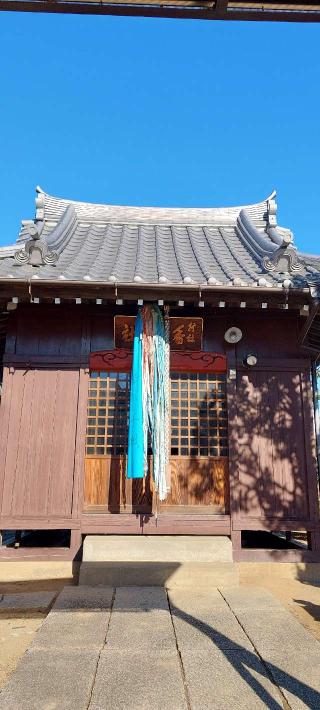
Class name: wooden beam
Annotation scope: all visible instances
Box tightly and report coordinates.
[1,0,320,22]
[298,300,320,346]
[215,0,228,17]
[80,512,231,535]
[0,278,312,309]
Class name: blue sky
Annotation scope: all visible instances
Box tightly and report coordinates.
[0,13,319,252]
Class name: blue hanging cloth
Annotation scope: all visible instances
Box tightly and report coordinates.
[126,304,170,497]
[127,310,144,479]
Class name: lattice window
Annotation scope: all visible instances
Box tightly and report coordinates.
[170,372,228,457]
[86,371,228,457]
[86,371,130,455]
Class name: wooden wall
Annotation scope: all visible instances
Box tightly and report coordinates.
[232,367,318,524]
[0,368,79,524]
[3,303,303,363]
[0,303,319,557]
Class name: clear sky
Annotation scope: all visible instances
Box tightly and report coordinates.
[0,13,319,253]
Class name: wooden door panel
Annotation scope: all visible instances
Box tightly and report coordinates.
[84,455,229,513]
[236,370,309,521]
[83,366,229,517]
[163,457,228,511]
[84,456,153,512]
[1,368,79,520]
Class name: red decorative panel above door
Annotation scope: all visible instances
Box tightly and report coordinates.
[89,349,226,373]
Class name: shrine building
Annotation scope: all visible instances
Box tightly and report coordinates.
[0,187,320,566]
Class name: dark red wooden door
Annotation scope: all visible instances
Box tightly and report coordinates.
[0,367,80,523]
[83,364,229,515]
[234,368,318,524]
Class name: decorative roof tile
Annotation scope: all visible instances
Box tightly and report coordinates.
[0,187,319,290]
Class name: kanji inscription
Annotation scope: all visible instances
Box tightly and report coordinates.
[170,317,203,350]
[114,315,203,351]
[114,316,135,348]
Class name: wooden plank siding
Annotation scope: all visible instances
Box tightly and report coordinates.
[0,368,80,524]
[232,366,320,536]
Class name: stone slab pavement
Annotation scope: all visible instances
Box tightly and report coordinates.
[0,585,319,710]
[0,591,56,614]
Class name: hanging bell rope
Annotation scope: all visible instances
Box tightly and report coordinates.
[127,304,170,501]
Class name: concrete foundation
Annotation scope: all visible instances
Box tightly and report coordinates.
[238,561,320,585]
[0,561,80,595]
[1,546,319,590]
[79,535,239,588]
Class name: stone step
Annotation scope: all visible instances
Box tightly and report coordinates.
[79,535,239,588]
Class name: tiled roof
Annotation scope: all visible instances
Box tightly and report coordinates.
[0,187,319,290]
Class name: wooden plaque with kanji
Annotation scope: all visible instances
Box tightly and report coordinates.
[169,317,203,351]
[114,315,203,351]
[114,316,135,348]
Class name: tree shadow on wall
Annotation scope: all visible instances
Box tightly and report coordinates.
[106,368,319,533]
[232,370,312,521]
[174,369,318,527]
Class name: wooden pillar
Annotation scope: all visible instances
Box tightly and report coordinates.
[301,369,320,556]
[307,530,320,552]
[70,529,82,558]
[226,344,241,555]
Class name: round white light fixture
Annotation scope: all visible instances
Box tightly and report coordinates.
[224,327,243,344]
[244,353,258,367]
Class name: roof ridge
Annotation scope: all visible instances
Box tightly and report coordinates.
[34,186,275,226]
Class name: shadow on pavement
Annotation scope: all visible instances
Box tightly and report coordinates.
[170,603,320,710]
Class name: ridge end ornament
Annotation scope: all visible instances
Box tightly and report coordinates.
[14,222,58,267]
[263,246,304,275]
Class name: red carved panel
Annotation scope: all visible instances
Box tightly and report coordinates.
[90,349,132,372]
[90,349,226,373]
[170,351,226,373]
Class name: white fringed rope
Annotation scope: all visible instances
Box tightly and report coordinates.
[140,305,170,500]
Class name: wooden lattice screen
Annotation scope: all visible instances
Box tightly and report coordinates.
[170,372,228,457]
[86,371,228,458]
[86,372,130,456]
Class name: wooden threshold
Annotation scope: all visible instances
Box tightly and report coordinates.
[81,512,231,535]
[0,518,80,530]
[83,505,226,515]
